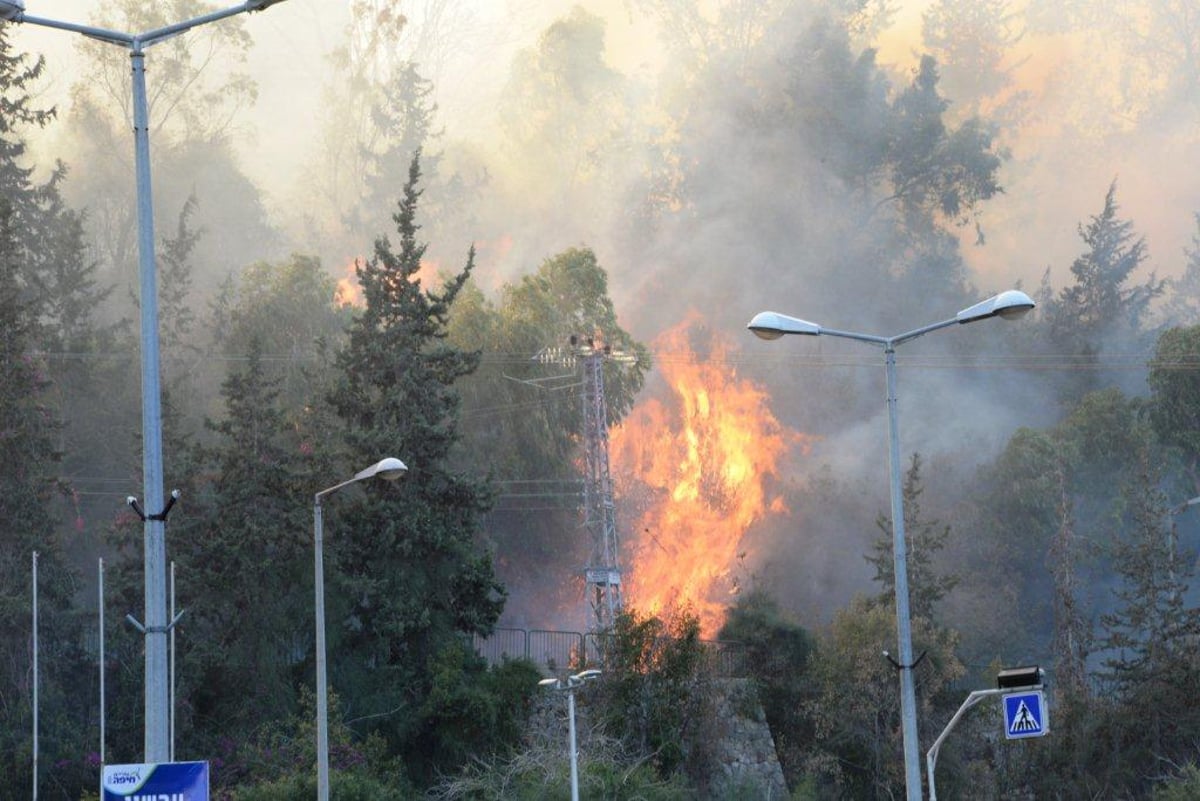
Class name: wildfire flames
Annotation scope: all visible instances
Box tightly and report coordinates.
[611,313,813,636]
[334,257,442,307]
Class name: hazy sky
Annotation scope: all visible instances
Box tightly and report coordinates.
[14,0,1197,301]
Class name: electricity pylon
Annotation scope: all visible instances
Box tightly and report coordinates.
[535,334,634,631]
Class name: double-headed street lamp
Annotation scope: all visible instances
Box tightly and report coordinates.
[314,457,408,801]
[539,669,602,801]
[748,289,1036,801]
[0,0,292,763]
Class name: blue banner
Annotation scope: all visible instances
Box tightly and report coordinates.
[101,762,210,800]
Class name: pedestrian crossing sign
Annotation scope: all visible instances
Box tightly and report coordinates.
[1003,690,1048,739]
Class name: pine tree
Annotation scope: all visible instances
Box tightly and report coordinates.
[1161,214,1200,326]
[867,452,960,621]
[160,341,317,752]
[1096,452,1200,776]
[0,194,91,799]
[327,151,504,769]
[0,26,98,796]
[1049,181,1161,352]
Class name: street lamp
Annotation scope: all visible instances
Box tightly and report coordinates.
[747,289,1035,801]
[539,669,602,801]
[0,0,292,763]
[314,457,408,801]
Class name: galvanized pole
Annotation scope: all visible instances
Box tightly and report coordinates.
[314,498,330,801]
[884,348,922,801]
[567,688,579,801]
[2,1,293,762]
[32,551,39,801]
[311,458,407,801]
[99,558,105,765]
[127,43,170,760]
[170,561,176,762]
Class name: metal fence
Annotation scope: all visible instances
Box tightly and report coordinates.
[472,627,747,677]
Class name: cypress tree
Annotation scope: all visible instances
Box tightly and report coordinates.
[327,151,504,767]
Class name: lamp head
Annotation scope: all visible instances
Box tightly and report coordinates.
[245,0,288,10]
[353,457,408,483]
[997,665,1044,689]
[373,457,408,481]
[747,311,822,340]
[956,289,1036,324]
[0,0,25,21]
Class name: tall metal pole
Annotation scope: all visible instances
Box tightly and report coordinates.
[313,498,330,801]
[538,670,600,800]
[3,1,293,762]
[885,348,922,801]
[32,551,39,801]
[748,293,1036,801]
[311,458,406,801]
[128,42,171,763]
[170,561,176,762]
[99,558,106,765]
[567,688,579,801]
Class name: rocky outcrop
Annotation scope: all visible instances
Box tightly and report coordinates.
[700,678,789,800]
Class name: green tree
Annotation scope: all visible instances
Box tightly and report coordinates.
[0,198,91,800]
[804,595,963,799]
[594,607,714,781]
[921,0,1028,128]
[716,589,816,788]
[0,26,106,797]
[327,151,505,778]
[885,55,1005,230]
[1163,214,1200,325]
[1153,764,1200,800]
[165,342,316,755]
[498,8,629,198]
[209,253,351,410]
[1094,451,1200,792]
[64,0,275,297]
[1043,181,1161,401]
[866,452,960,620]
[1148,325,1200,492]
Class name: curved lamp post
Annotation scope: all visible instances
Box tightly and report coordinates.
[0,0,292,762]
[314,457,407,801]
[539,669,602,801]
[747,289,1035,801]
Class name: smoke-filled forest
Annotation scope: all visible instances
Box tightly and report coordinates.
[5,0,1200,798]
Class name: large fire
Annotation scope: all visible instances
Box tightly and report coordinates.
[610,313,813,636]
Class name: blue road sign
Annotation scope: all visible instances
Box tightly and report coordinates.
[102,761,210,799]
[1003,690,1048,740]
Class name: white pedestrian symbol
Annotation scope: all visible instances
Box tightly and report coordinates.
[1010,700,1040,734]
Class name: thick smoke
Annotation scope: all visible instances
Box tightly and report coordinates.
[12,0,1199,629]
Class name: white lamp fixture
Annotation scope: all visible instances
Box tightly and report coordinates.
[746,289,1035,801]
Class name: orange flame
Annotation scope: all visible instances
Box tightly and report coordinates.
[334,257,443,308]
[335,260,363,307]
[611,313,813,636]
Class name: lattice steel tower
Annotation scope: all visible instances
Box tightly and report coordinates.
[536,335,632,631]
